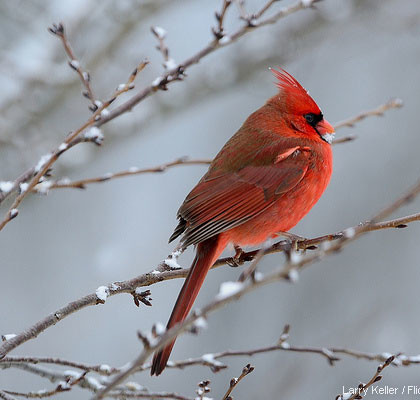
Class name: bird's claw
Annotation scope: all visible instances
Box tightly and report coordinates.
[227,245,244,267]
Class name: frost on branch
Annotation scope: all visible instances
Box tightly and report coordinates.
[151,26,167,40]
[0,181,14,193]
[84,126,104,145]
[215,281,244,301]
[95,286,110,304]
[1,333,17,341]
[9,209,18,219]
[35,153,53,173]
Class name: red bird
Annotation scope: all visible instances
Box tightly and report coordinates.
[151,69,334,375]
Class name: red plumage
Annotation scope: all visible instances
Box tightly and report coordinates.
[151,69,334,375]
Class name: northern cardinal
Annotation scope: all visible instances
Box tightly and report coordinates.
[151,69,334,375]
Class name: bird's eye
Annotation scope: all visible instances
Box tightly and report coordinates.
[304,113,316,125]
[304,112,322,127]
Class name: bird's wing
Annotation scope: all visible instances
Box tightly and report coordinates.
[173,145,312,247]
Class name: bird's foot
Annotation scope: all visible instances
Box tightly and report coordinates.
[226,245,245,268]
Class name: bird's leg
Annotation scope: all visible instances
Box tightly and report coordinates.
[275,231,308,262]
[276,231,307,252]
[226,245,244,267]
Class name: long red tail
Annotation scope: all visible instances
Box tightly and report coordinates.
[151,236,226,376]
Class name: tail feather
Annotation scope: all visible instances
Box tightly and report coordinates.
[151,236,226,376]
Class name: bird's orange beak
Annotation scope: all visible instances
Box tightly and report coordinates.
[316,119,335,144]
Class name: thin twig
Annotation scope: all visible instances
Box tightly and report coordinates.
[1,207,419,360]
[333,98,403,130]
[336,356,394,400]
[48,23,97,108]
[91,172,420,397]
[15,100,399,195]
[0,0,319,213]
[46,159,211,191]
[213,0,232,39]
[0,356,117,376]
[0,391,17,400]
[0,59,148,231]
[95,0,324,127]
[222,364,254,400]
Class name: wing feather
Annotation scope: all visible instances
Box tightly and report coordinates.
[174,146,311,246]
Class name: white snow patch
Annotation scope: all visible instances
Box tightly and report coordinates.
[110,283,120,291]
[35,180,52,194]
[96,286,109,302]
[341,393,352,400]
[302,0,314,7]
[102,172,113,180]
[84,126,104,144]
[408,354,420,362]
[290,250,303,265]
[320,240,333,252]
[151,270,161,275]
[202,353,224,367]
[193,316,208,330]
[288,268,299,283]
[86,376,105,390]
[280,342,290,349]
[153,322,166,336]
[101,108,110,117]
[216,281,244,301]
[253,271,264,281]
[35,154,52,172]
[58,143,68,152]
[99,364,112,373]
[2,334,16,341]
[381,352,393,359]
[163,58,178,70]
[164,257,182,269]
[64,370,83,379]
[19,183,29,193]
[0,181,14,193]
[322,132,335,144]
[9,209,18,218]
[343,227,356,239]
[152,76,163,87]
[69,59,80,69]
[117,83,127,91]
[126,381,144,391]
[128,166,140,173]
[219,35,231,45]
[153,26,167,39]
[58,381,71,390]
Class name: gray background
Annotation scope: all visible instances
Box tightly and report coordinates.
[1,0,420,398]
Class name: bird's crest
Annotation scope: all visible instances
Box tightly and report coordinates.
[270,68,307,95]
[269,67,320,113]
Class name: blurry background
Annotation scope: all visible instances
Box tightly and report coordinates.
[1,0,420,398]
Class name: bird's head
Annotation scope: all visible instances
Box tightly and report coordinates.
[269,68,335,144]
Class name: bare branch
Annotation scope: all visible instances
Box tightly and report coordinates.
[222,363,254,400]
[336,356,394,400]
[213,0,232,39]
[333,98,403,130]
[45,159,211,191]
[48,23,97,107]
[0,391,17,400]
[6,100,397,196]
[0,59,148,231]
[96,0,327,127]
[1,202,419,360]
